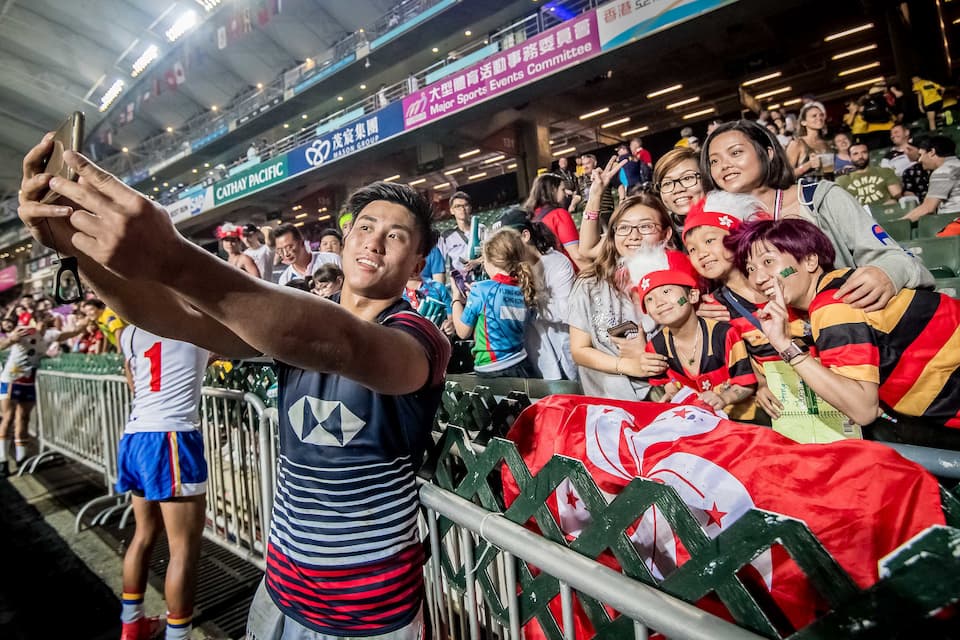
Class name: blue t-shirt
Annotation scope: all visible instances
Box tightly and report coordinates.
[266,297,451,636]
[421,246,444,281]
[461,275,529,372]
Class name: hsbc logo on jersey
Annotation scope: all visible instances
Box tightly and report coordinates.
[288,396,366,447]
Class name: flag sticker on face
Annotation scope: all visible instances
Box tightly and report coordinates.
[677,297,688,306]
[780,267,797,278]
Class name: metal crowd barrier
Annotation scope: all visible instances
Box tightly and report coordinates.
[418,483,763,640]
[25,366,960,638]
[26,371,131,531]
[28,370,278,571]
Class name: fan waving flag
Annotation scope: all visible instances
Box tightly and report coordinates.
[502,395,945,633]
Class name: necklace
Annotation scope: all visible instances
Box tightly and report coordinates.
[674,327,701,367]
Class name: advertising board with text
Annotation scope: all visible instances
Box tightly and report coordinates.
[596,0,735,51]
[287,102,405,176]
[213,156,289,206]
[401,14,600,129]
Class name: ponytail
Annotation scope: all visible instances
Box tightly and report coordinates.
[513,261,540,309]
[483,228,542,309]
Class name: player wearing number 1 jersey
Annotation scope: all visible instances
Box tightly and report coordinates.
[117,325,210,640]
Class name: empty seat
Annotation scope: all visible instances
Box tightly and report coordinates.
[868,203,909,223]
[901,236,960,278]
[916,215,956,238]
[883,219,913,242]
[935,277,960,299]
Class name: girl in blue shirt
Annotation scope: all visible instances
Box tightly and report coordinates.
[451,228,540,378]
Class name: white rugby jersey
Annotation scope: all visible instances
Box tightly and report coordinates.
[119,326,209,433]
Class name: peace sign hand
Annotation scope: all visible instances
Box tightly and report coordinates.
[755,277,793,352]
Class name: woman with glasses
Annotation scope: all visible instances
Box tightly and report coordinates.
[653,147,703,230]
[524,173,588,270]
[567,192,693,400]
[702,119,933,313]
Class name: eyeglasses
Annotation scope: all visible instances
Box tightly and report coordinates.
[275,245,298,256]
[614,222,662,236]
[450,203,472,211]
[657,173,701,193]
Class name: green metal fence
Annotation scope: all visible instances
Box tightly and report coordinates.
[32,356,960,637]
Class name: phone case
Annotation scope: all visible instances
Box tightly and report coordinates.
[40,111,85,205]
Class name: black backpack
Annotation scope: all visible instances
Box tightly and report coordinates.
[861,93,891,124]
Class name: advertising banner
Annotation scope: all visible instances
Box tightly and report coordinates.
[596,0,735,51]
[401,13,600,129]
[167,186,214,223]
[0,265,18,292]
[213,156,288,206]
[287,102,405,176]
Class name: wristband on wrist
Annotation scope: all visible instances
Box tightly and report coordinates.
[614,357,622,375]
[584,210,600,221]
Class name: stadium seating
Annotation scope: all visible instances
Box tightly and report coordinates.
[901,236,960,278]
[935,278,960,298]
[916,215,953,238]
[883,219,913,242]
[869,202,913,223]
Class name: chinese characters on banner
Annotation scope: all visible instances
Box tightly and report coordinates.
[596,0,734,51]
[402,14,601,129]
[287,102,405,175]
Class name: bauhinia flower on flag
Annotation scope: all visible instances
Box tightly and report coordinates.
[502,395,945,634]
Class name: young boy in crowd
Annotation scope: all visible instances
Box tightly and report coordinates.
[629,249,758,420]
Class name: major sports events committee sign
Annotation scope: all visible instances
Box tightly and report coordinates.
[402,13,601,129]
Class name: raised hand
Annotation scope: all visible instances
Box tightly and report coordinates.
[756,277,792,352]
[48,151,186,281]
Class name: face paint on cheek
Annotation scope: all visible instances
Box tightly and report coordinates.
[677,297,688,306]
[780,266,797,278]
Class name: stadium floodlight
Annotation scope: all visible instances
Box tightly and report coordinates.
[131,45,160,77]
[166,10,198,43]
[99,79,125,112]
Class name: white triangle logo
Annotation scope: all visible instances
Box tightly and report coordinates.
[288,396,366,447]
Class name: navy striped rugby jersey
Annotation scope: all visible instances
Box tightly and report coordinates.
[266,297,450,635]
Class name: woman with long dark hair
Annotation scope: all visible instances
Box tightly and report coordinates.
[702,119,933,311]
[524,173,588,270]
[567,193,691,399]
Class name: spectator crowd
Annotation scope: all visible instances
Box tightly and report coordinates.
[6,67,960,640]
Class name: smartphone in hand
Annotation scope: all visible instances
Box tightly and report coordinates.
[607,320,639,339]
[38,111,85,205]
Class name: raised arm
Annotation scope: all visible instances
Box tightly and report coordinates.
[578,158,626,259]
[31,148,436,395]
[17,136,256,358]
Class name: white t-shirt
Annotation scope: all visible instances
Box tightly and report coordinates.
[2,329,61,383]
[928,156,960,215]
[526,250,578,381]
[120,327,209,433]
[277,251,342,286]
[244,244,275,281]
[438,224,486,271]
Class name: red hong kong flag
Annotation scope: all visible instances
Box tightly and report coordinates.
[502,395,945,634]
